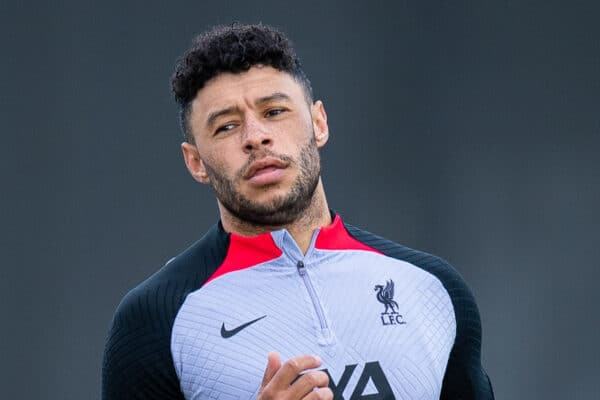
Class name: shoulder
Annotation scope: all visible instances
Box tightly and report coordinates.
[343,222,480,333]
[343,222,471,299]
[102,223,230,399]
[112,222,230,327]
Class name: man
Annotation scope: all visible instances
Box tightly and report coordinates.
[102,24,494,400]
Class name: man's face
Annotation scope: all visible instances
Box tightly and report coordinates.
[182,66,329,226]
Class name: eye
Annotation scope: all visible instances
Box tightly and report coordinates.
[265,108,286,118]
[215,123,237,135]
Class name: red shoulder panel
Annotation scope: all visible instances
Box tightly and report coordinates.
[315,215,382,254]
[204,232,282,286]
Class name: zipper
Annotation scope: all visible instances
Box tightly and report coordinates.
[296,261,330,334]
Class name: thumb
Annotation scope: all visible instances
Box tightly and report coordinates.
[260,352,281,388]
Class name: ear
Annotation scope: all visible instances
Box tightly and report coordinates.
[311,100,329,148]
[181,142,210,184]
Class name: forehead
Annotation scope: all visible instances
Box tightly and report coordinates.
[190,66,305,119]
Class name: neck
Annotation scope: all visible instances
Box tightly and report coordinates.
[218,180,331,254]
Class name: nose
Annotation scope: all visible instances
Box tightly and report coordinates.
[242,115,273,153]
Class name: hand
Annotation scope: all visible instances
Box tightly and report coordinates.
[257,352,333,400]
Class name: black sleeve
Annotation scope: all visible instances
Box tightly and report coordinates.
[102,224,229,400]
[419,256,494,400]
[344,223,495,400]
[101,282,186,400]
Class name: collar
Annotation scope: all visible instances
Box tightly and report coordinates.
[206,213,378,286]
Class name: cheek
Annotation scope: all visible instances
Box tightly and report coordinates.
[203,150,245,181]
[287,114,313,135]
[277,120,313,150]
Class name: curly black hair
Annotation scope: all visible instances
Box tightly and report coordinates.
[171,23,313,143]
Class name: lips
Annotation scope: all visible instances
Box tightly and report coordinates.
[244,157,289,180]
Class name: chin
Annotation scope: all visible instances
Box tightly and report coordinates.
[249,192,290,210]
[244,182,290,198]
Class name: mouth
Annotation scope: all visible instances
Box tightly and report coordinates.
[244,157,289,184]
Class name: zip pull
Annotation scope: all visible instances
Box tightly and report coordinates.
[297,260,306,276]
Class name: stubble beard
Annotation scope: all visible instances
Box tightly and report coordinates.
[203,136,321,226]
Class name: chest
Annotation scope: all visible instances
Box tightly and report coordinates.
[171,254,456,399]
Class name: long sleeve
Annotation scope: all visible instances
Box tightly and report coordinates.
[102,284,185,400]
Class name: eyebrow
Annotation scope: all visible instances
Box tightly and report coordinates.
[206,106,241,130]
[255,92,292,105]
[205,92,292,129]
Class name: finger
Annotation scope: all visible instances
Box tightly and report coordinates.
[303,387,334,400]
[260,352,282,388]
[272,355,323,387]
[288,371,329,399]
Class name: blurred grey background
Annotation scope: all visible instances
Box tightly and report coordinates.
[2,1,599,399]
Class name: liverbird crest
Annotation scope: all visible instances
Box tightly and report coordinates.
[374,280,399,315]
